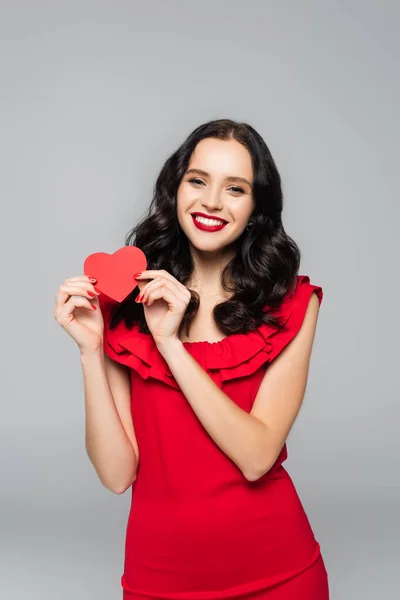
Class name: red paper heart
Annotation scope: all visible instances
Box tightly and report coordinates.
[84,246,147,302]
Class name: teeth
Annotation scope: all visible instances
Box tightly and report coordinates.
[194,215,225,226]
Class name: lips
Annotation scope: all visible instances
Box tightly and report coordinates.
[191,214,228,232]
[191,212,228,224]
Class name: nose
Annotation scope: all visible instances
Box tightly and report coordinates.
[201,187,224,212]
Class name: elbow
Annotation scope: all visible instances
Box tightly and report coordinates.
[243,458,274,482]
[243,468,265,482]
[109,473,137,495]
[98,460,138,494]
[111,463,138,493]
[113,451,139,493]
[87,447,139,495]
[243,441,285,482]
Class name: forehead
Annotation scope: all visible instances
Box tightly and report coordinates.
[188,138,253,180]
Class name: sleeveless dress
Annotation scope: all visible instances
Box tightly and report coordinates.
[99,275,329,599]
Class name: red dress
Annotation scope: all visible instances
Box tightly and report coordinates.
[99,275,329,599]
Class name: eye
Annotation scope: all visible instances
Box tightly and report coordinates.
[188,178,245,194]
[230,186,245,194]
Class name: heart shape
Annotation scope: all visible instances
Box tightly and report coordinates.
[84,246,147,302]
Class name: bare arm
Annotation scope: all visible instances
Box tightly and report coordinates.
[53,275,139,494]
[157,292,320,482]
[81,348,139,494]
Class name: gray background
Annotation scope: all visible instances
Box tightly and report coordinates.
[2,1,399,598]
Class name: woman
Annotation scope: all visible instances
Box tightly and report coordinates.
[54,119,329,599]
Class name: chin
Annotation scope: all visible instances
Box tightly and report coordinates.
[189,237,235,255]
[180,219,237,252]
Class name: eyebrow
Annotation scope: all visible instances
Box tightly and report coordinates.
[185,168,252,188]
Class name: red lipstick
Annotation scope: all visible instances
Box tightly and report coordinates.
[191,214,228,232]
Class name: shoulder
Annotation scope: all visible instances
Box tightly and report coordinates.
[286,274,322,327]
[263,274,323,321]
[283,274,323,310]
[258,274,323,362]
[286,276,321,344]
[271,274,323,325]
[279,274,323,329]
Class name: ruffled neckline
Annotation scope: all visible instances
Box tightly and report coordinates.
[181,336,233,348]
[101,275,323,389]
[103,304,290,384]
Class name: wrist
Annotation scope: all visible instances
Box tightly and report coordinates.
[155,337,184,357]
[79,345,104,363]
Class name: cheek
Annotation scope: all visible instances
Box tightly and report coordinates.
[230,203,253,224]
[177,186,196,212]
[176,191,191,225]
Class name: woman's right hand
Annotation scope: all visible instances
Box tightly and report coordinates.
[53,275,104,354]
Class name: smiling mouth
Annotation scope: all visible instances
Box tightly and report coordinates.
[191,214,228,232]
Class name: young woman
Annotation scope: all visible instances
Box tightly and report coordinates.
[54,119,329,599]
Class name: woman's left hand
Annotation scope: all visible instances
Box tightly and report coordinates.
[134,270,191,346]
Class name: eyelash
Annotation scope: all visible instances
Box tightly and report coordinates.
[188,177,245,195]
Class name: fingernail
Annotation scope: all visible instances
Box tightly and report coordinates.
[91,304,97,310]
[93,287,101,294]
[134,272,142,278]
[88,292,95,297]
[89,277,97,282]
[139,294,144,301]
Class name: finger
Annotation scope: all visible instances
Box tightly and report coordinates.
[56,278,98,304]
[135,270,178,286]
[137,276,163,298]
[143,281,189,308]
[140,277,186,304]
[144,285,188,311]
[54,294,96,323]
[57,283,100,304]
[135,277,156,296]
[65,275,97,283]
[65,295,97,313]
[62,281,100,295]
[55,283,100,310]
[137,271,189,298]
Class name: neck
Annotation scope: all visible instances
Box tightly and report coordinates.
[188,244,235,296]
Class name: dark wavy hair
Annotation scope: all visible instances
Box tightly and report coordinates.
[109,118,301,338]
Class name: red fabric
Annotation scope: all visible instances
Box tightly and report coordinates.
[122,554,329,600]
[99,275,328,599]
